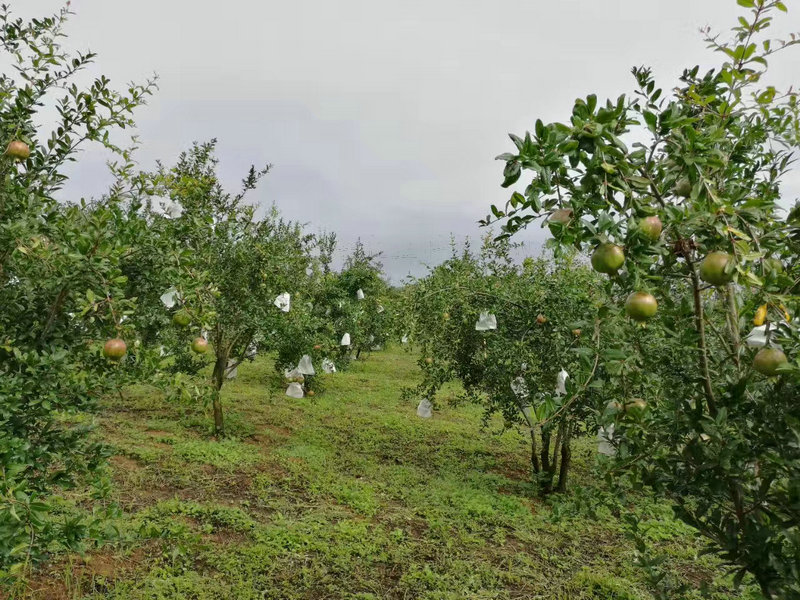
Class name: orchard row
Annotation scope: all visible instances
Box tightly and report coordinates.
[0,7,396,576]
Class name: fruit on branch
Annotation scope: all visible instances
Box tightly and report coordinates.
[173,310,191,327]
[591,243,625,275]
[191,337,209,354]
[699,251,734,286]
[673,178,692,198]
[4,140,30,160]
[753,348,787,376]
[625,292,658,322]
[103,338,127,361]
[639,216,663,241]
[754,304,767,327]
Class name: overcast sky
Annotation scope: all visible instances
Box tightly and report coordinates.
[17,0,800,282]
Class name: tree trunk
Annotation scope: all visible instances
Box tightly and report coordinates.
[540,429,553,493]
[211,350,228,436]
[556,425,572,493]
[518,404,540,476]
[529,427,540,474]
[687,257,717,417]
[551,423,564,478]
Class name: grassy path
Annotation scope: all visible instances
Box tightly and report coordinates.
[17,349,744,599]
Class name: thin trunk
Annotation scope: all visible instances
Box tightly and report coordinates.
[530,427,540,474]
[211,351,228,436]
[551,423,564,478]
[541,430,551,473]
[687,258,718,417]
[212,392,224,436]
[540,429,553,493]
[518,404,540,475]
[556,424,573,493]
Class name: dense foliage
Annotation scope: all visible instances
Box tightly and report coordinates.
[0,5,204,574]
[488,1,800,595]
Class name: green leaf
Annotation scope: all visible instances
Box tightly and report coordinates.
[643,111,657,132]
[501,162,521,188]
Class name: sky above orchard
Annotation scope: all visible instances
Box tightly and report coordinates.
[16,0,800,282]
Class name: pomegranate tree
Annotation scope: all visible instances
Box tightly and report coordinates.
[486,1,800,594]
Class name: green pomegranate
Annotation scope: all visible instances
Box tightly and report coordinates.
[673,178,692,198]
[625,292,658,322]
[591,243,625,275]
[172,310,191,327]
[699,251,734,286]
[753,348,788,376]
[639,216,663,241]
[191,337,209,354]
[103,338,127,361]
[4,140,30,161]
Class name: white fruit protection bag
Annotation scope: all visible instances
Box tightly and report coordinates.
[416,398,433,418]
[297,354,315,375]
[160,287,180,309]
[226,359,238,380]
[597,424,616,456]
[475,311,497,331]
[555,369,569,396]
[274,292,291,313]
[286,382,304,398]
[152,196,184,219]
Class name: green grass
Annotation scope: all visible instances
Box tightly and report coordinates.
[14,348,758,599]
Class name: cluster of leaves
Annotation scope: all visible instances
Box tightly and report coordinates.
[401,236,608,493]
[487,1,800,596]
